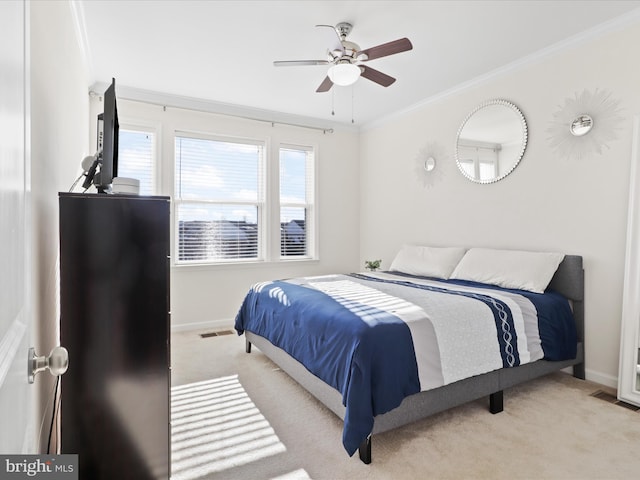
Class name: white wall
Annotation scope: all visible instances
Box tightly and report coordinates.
[112,99,360,331]
[30,0,89,452]
[359,21,640,387]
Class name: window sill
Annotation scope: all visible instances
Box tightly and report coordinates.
[172,257,320,271]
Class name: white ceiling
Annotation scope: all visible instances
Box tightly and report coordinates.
[77,0,640,128]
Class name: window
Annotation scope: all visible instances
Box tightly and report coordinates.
[117,128,156,195]
[175,134,264,264]
[457,140,499,181]
[279,146,314,258]
[174,134,316,265]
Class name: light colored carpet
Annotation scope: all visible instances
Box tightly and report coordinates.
[170,329,640,480]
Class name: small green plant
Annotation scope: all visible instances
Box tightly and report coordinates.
[364,259,382,271]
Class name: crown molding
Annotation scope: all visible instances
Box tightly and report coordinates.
[89,82,359,135]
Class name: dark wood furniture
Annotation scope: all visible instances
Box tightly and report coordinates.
[59,192,170,479]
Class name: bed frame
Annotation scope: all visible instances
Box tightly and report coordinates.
[244,255,585,464]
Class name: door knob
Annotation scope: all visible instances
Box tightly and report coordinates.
[28,346,69,384]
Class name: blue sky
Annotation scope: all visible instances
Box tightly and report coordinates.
[118,132,309,223]
[175,137,306,223]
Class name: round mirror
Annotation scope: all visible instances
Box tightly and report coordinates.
[455,99,528,184]
[569,114,593,137]
[423,156,436,172]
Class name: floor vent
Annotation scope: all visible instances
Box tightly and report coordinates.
[200,330,234,338]
[590,389,640,411]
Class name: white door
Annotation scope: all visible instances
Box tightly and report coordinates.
[0,0,33,453]
[619,115,640,407]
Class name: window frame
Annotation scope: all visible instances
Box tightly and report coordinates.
[173,130,268,266]
[278,143,317,261]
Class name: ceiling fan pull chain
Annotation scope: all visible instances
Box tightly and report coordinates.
[331,88,335,116]
[351,86,355,124]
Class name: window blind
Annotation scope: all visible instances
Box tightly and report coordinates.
[175,135,264,263]
[117,129,155,195]
[280,146,314,258]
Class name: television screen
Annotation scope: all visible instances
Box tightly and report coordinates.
[84,78,119,193]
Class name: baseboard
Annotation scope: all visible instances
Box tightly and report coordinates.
[171,318,234,333]
[585,368,618,389]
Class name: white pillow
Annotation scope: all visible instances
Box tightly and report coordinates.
[389,245,467,279]
[450,248,565,293]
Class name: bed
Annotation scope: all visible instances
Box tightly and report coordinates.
[234,248,585,464]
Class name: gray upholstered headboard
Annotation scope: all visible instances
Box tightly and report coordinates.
[548,255,584,301]
[547,254,584,343]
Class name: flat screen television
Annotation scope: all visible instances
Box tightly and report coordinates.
[83,78,119,193]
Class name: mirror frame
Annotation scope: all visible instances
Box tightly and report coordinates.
[455,99,528,184]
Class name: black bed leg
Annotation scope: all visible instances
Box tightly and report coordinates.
[358,434,372,464]
[490,390,504,414]
[573,363,585,380]
[245,338,252,354]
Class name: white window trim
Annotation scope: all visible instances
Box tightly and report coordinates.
[171,131,319,268]
[278,143,317,261]
[173,130,268,265]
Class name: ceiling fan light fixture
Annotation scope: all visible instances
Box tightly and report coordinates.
[327,63,361,86]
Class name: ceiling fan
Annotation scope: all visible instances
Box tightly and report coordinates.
[274,22,413,93]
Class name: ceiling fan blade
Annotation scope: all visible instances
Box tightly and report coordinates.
[316,76,333,93]
[360,65,396,87]
[359,38,413,61]
[315,24,344,52]
[274,60,330,67]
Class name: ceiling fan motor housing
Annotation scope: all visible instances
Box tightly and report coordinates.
[329,40,361,63]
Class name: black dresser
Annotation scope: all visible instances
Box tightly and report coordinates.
[59,192,170,479]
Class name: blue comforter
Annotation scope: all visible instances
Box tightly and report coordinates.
[234,274,577,456]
